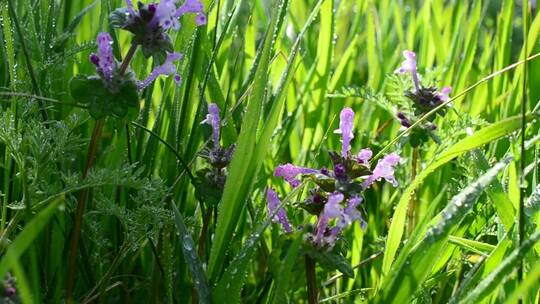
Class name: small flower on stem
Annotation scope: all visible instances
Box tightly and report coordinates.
[395,50,420,91]
[437,86,452,102]
[90,32,116,82]
[201,103,221,149]
[274,164,318,188]
[137,52,183,90]
[355,148,373,164]
[176,0,207,25]
[363,153,400,188]
[266,188,293,233]
[314,192,344,246]
[334,107,355,157]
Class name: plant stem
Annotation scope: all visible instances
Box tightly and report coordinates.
[407,148,419,236]
[119,43,138,75]
[66,42,138,302]
[518,0,530,299]
[66,118,105,303]
[198,207,213,259]
[305,255,318,304]
[125,123,133,165]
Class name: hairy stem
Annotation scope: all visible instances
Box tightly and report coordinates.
[518,0,530,299]
[407,148,419,236]
[198,207,213,259]
[66,118,105,302]
[119,43,138,76]
[66,41,138,302]
[305,255,318,304]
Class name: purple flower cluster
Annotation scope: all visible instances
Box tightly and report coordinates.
[394,50,451,104]
[90,33,116,83]
[394,50,453,146]
[267,107,400,247]
[198,103,235,187]
[202,103,221,149]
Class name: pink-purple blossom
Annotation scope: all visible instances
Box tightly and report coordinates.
[202,103,221,149]
[176,0,207,25]
[266,188,293,233]
[356,148,373,164]
[149,0,207,30]
[314,192,344,246]
[334,107,355,157]
[395,50,420,91]
[138,52,183,90]
[363,153,401,188]
[90,32,115,82]
[274,164,318,188]
[155,0,181,30]
[437,86,452,102]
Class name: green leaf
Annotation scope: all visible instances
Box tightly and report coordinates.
[69,75,106,104]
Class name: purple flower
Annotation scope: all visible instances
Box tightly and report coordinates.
[125,0,136,16]
[396,112,412,128]
[155,0,181,30]
[363,153,400,188]
[356,148,373,164]
[266,188,293,233]
[334,196,366,234]
[90,32,115,82]
[314,192,344,246]
[333,163,347,179]
[395,50,420,91]
[149,0,207,30]
[437,86,452,102]
[334,107,355,157]
[176,0,207,25]
[201,103,221,149]
[274,164,318,188]
[138,52,183,90]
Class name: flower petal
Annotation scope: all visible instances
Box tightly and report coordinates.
[334,107,355,157]
[274,164,318,188]
[266,188,293,233]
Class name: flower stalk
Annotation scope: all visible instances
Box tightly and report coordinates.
[305,255,318,304]
[66,42,137,302]
[407,147,419,235]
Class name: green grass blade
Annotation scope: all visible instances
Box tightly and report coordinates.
[0,198,64,279]
[208,0,288,282]
[171,202,211,304]
[461,230,540,303]
[379,158,511,303]
[382,113,538,277]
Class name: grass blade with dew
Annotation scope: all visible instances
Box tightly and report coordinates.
[171,202,211,304]
[379,157,512,304]
[381,113,538,277]
[460,230,540,303]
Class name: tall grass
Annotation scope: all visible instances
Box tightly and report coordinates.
[0,0,539,303]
